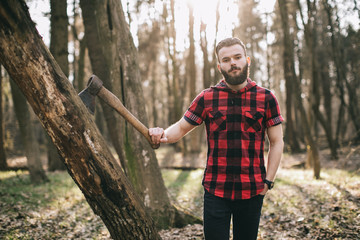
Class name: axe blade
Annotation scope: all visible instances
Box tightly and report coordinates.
[78,87,96,115]
[78,75,103,115]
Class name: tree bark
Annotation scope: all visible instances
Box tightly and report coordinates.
[200,22,211,89]
[211,0,222,85]
[323,0,360,141]
[9,78,48,183]
[0,1,160,239]
[48,0,69,171]
[187,4,201,153]
[71,1,87,93]
[80,0,199,228]
[297,0,338,159]
[0,66,7,170]
[278,0,321,179]
[79,0,128,175]
[162,0,187,153]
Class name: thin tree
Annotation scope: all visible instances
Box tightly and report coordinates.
[70,0,87,92]
[296,0,338,159]
[137,20,162,127]
[9,78,48,183]
[162,0,188,153]
[200,22,211,89]
[273,1,301,153]
[278,0,321,179]
[0,1,160,238]
[186,3,202,153]
[323,0,360,142]
[48,0,69,171]
[0,66,7,170]
[211,0,222,85]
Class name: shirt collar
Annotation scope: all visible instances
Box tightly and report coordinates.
[212,78,257,94]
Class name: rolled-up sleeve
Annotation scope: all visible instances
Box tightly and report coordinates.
[265,91,284,128]
[184,91,206,125]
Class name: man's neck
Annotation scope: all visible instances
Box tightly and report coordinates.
[225,79,248,91]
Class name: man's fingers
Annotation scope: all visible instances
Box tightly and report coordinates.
[149,127,164,145]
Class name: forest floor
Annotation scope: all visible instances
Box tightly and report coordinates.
[0,145,359,239]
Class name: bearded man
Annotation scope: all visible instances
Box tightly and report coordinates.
[149,37,284,240]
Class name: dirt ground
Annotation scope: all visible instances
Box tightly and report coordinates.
[157,145,360,240]
[1,144,359,239]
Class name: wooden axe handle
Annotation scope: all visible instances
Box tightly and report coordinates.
[97,87,160,149]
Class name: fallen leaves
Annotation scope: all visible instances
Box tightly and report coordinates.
[1,150,359,239]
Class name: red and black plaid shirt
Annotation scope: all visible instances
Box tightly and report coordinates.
[184,79,284,200]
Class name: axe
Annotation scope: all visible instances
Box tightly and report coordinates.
[78,75,159,149]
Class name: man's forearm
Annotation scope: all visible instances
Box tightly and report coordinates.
[266,139,284,181]
[163,122,184,143]
[163,118,196,144]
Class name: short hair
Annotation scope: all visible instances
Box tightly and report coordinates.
[216,37,247,62]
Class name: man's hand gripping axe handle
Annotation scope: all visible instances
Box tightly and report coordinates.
[79,75,160,149]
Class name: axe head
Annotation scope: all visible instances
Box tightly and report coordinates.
[78,75,104,115]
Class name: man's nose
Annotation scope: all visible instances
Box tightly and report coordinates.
[230,58,236,65]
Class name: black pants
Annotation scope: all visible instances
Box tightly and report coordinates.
[203,190,264,240]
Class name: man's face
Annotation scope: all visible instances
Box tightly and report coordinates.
[217,44,250,86]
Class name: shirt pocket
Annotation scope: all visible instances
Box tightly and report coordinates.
[242,110,264,132]
[209,110,227,132]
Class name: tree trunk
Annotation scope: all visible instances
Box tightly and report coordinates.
[0,1,161,238]
[169,0,182,124]
[162,3,173,126]
[187,4,201,153]
[163,0,187,153]
[71,0,87,93]
[278,0,320,179]
[79,0,128,175]
[76,36,87,91]
[297,0,338,159]
[80,0,199,228]
[0,66,7,170]
[200,22,211,89]
[48,0,69,171]
[323,0,360,141]
[211,0,222,85]
[9,78,48,182]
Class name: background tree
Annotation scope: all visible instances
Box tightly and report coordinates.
[70,0,88,92]
[0,66,6,170]
[186,3,202,153]
[200,22,211,89]
[322,0,360,142]
[211,0,222,85]
[278,0,320,179]
[296,0,338,159]
[273,2,302,153]
[233,0,264,82]
[48,0,69,171]
[137,17,163,128]
[9,78,48,183]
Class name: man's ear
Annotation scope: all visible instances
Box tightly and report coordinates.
[247,56,251,66]
[217,63,221,73]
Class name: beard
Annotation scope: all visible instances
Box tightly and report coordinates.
[220,62,249,86]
